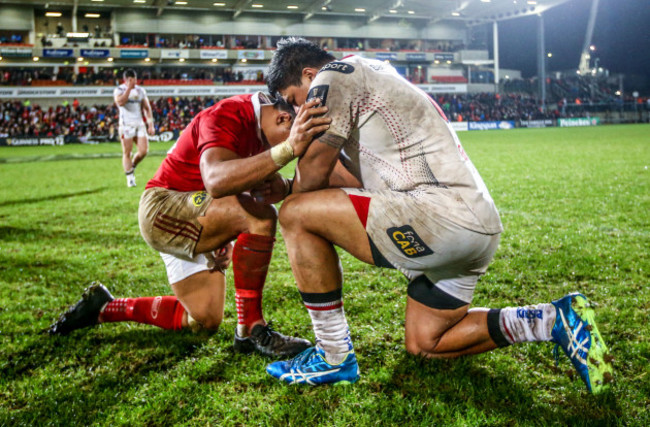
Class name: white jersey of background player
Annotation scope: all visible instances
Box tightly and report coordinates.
[113,68,155,187]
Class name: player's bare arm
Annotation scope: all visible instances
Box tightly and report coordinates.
[328,159,362,189]
[201,99,331,199]
[142,96,155,136]
[114,78,135,106]
[200,147,285,199]
[293,132,346,193]
[250,173,292,205]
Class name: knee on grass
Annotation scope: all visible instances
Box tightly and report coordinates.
[186,308,223,331]
[404,328,446,358]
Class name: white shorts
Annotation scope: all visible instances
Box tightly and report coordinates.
[160,252,216,285]
[344,188,500,303]
[120,122,147,140]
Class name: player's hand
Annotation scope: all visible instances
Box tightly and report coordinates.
[127,78,136,90]
[212,242,233,272]
[287,98,331,157]
[147,124,155,136]
[250,174,290,204]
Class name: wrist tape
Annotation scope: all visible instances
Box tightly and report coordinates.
[270,140,295,167]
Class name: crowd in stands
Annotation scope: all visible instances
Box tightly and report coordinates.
[0,96,222,139]
[1,66,631,102]
[0,100,119,140]
[6,91,647,141]
[435,93,555,122]
[0,68,264,86]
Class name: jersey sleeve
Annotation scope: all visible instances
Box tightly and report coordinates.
[196,106,244,157]
[113,86,124,99]
[308,62,362,142]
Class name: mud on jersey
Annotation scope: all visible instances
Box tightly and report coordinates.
[114,84,147,127]
[310,56,502,235]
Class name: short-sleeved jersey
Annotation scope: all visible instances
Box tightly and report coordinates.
[146,93,266,192]
[114,84,148,126]
[310,56,502,235]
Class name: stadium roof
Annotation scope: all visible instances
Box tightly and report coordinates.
[5,0,573,25]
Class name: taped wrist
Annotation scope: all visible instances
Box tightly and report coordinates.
[270,140,295,167]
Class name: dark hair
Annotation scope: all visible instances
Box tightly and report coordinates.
[272,96,296,118]
[267,37,335,96]
[123,68,137,79]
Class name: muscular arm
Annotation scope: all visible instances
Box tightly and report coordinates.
[114,87,132,107]
[141,96,154,123]
[293,133,348,193]
[200,146,282,199]
[201,99,330,199]
[329,158,362,189]
[141,95,155,134]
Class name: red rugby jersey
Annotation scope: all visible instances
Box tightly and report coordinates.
[146,94,265,192]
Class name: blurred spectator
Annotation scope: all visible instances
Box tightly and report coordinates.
[0,96,220,139]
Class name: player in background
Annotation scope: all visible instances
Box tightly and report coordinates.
[263,38,613,391]
[49,92,331,357]
[114,68,155,188]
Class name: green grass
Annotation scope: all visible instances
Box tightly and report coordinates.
[1,125,649,425]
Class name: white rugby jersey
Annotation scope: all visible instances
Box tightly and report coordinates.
[113,84,147,126]
[309,55,502,235]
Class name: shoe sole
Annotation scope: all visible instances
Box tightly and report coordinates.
[282,375,360,386]
[571,294,614,393]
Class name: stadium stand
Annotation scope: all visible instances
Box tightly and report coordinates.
[5,92,646,141]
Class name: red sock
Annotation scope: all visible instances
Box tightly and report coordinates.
[99,296,185,330]
[232,233,275,332]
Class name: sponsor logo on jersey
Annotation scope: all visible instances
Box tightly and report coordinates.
[516,308,543,324]
[307,85,329,107]
[192,191,207,207]
[151,296,162,319]
[320,61,355,74]
[387,225,434,258]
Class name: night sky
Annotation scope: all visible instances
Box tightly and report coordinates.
[495,0,650,93]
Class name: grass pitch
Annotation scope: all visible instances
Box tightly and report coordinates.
[1,124,648,425]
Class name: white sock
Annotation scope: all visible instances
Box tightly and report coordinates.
[126,170,136,186]
[499,303,555,344]
[301,289,353,365]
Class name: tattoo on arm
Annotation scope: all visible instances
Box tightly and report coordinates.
[318,133,346,149]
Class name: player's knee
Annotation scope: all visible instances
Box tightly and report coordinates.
[187,301,223,330]
[278,194,305,233]
[187,307,223,331]
[404,327,442,356]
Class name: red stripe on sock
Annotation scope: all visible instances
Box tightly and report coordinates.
[502,320,515,343]
[304,302,344,311]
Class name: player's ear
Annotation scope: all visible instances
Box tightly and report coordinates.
[276,111,292,125]
[302,67,318,82]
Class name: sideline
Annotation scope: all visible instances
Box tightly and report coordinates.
[0,150,169,164]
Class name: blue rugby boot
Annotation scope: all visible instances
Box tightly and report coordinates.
[550,292,614,393]
[266,346,360,386]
